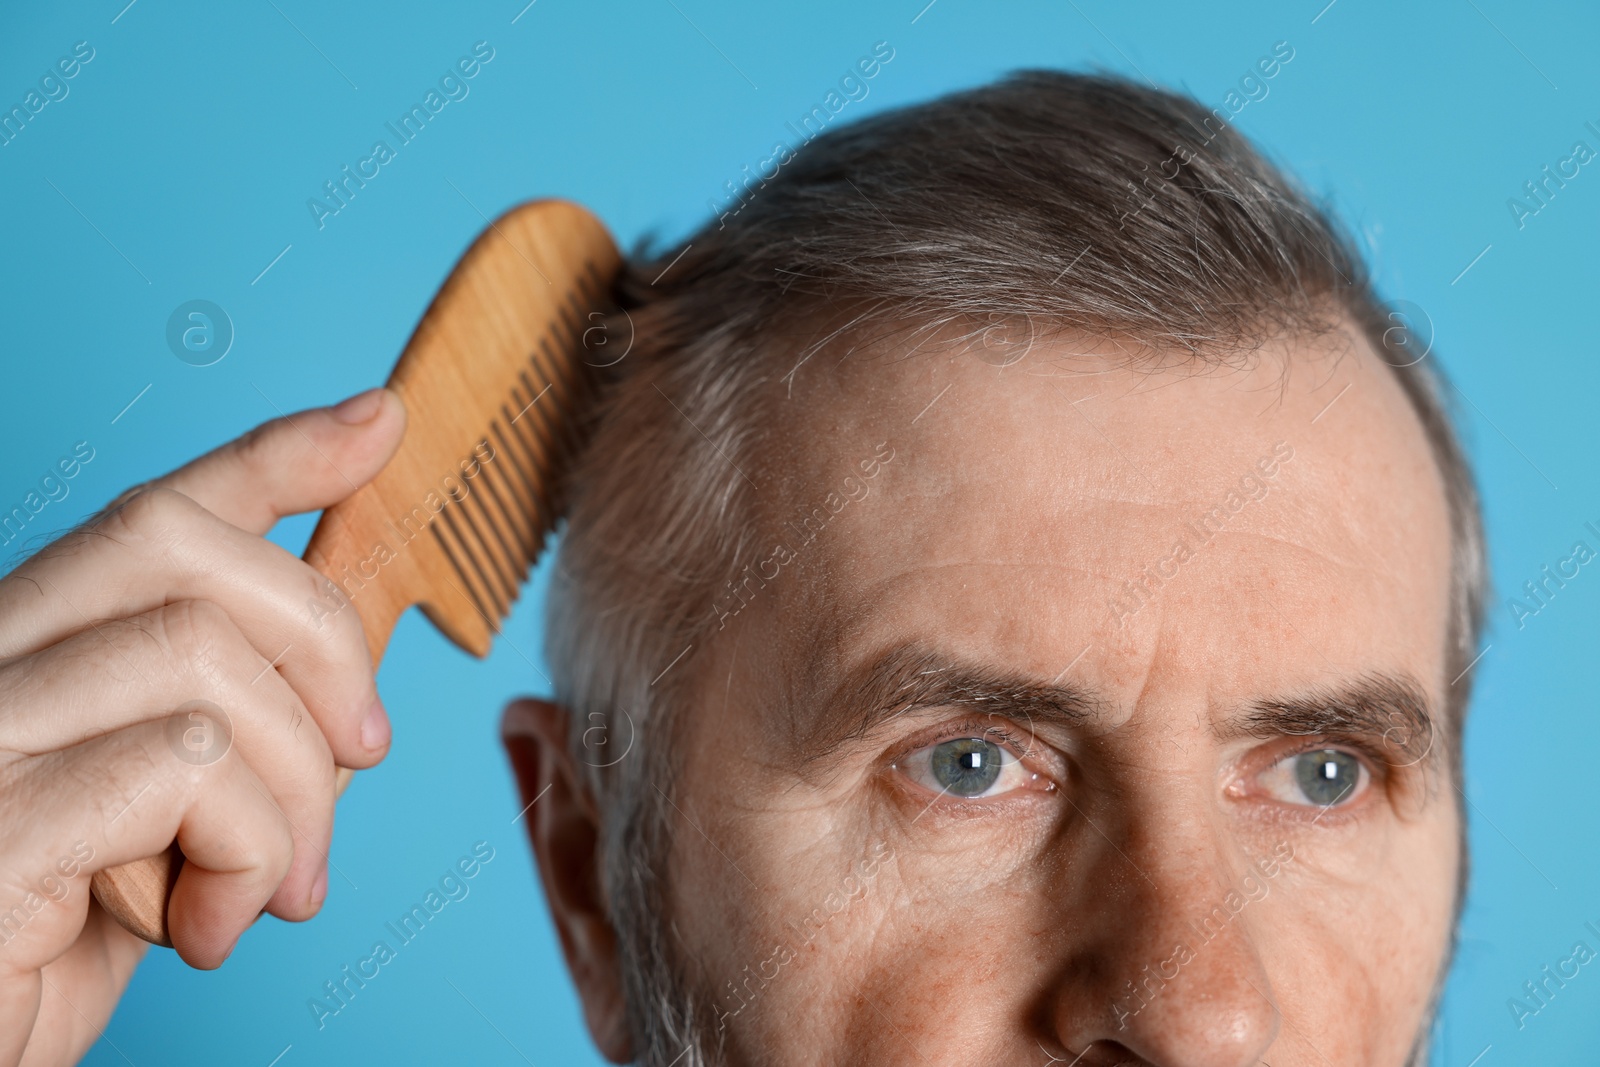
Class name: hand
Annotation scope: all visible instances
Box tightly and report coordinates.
[0,388,406,1066]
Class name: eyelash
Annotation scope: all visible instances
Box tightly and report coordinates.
[886,714,1058,801]
[903,715,1037,757]
[1243,738,1387,813]
[1285,736,1389,775]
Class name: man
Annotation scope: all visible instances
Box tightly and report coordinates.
[508,72,1485,1065]
[1,71,1483,1066]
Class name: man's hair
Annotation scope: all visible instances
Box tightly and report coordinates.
[542,69,1489,1063]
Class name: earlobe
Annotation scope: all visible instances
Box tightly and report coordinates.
[501,697,634,1063]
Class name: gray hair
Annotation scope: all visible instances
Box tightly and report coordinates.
[542,69,1488,1064]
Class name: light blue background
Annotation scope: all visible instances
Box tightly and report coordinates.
[0,0,1595,1063]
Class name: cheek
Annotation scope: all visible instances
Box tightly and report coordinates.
[697,861,1042,1063]
[1256,809,1458,1060]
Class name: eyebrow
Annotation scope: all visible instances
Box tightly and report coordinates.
[790,640,1438,768]
[791,640,1103,766]
[1230,672,1439,767]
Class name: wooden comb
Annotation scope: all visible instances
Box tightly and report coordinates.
[89,199,624,947]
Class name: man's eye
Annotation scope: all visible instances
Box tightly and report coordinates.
[1258,747,1368,809]
[893,737,1039,799]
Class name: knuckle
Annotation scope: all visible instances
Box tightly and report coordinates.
[149,600,239,681]
[262,807,296,882]
[233,419,289,478]
[203,799,294,885]
[67,729,162,828]
[299,565,360,645]
[210,786,295,881]
[161,728,224,789]
[298,723,338,795]
[273,694,337,796]
[99,486,194,547]
[292,568,374,706]
[99,480,155,514]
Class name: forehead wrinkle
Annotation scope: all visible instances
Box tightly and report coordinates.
[785,638,1104,768]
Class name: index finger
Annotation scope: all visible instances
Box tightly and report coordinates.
[139,388,406,537]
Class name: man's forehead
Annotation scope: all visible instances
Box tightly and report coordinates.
[760,319,1444,579]
[765,318,1393,502]
[739,320,1453,742]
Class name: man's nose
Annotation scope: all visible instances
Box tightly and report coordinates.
[1046,810,1281,1066]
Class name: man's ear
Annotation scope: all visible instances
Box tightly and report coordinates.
[501,697,633,1064]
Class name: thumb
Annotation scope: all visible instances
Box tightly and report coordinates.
[141,387,407,536]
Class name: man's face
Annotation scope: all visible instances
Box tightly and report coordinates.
[618,324,1457,1064]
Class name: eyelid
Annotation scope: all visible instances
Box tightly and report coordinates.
[1289,735,1391,779]
[886,713,1066,795]
[1239,741,1377,811]
[1242,732,1390,776]
[890,714,1051,767]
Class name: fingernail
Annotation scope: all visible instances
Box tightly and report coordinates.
[361,696,391,750]
[310,866,329,909]
[331,387,385,424]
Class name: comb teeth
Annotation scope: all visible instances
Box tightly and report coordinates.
[426,261,611,634]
